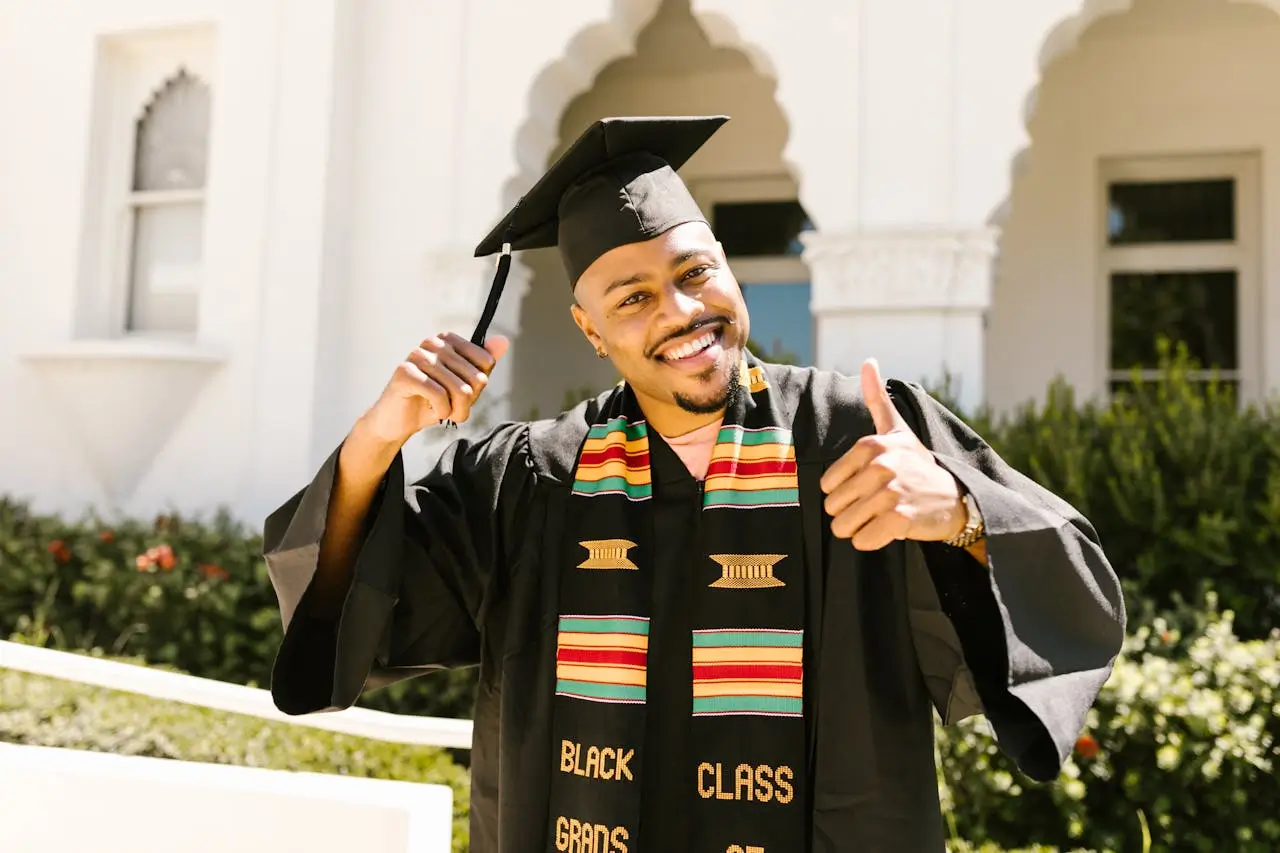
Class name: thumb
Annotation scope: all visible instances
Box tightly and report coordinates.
[861,357,907,434]
[483,334,511,366]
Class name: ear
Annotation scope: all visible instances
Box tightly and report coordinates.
[570,302,604,352]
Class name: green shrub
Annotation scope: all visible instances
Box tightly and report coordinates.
[0,498,480,722]
[0,660,471,853]
[940,340,1280,640]
[937,599,1279,853]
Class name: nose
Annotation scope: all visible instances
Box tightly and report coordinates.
[660,284,706,326]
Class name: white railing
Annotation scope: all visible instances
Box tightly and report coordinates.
[0,639,474,748]
[0,639,466,853]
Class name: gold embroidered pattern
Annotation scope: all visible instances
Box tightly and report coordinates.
[708,554,787,588]
[737,361,770,393]
[577,539,640,570]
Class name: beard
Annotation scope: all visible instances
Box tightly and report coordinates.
[672,361,741,415]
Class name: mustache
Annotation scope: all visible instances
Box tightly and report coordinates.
[647,316,735,359]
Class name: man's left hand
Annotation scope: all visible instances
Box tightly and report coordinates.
[819,358,967,551]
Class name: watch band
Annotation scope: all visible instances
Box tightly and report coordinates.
[943,492,985,548]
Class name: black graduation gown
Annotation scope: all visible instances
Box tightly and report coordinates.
[264,362,1126,853]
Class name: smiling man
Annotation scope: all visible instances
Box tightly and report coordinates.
[263,116,1126,853]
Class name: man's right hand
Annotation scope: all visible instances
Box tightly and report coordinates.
[355,332,511,451]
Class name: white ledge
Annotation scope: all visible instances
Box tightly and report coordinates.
[19,337,228,364]
[0,640,474,750]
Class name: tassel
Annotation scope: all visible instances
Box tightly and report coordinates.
[442,198,523,430]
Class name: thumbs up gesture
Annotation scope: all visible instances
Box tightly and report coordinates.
[819,359,967,551]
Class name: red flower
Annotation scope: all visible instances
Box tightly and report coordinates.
[1075,733,1100,759]
[47,540,71,564]
[145,544,177,571]
[135,554,152,571]
[199,563,229,582]
[1160,630,1173,644]
[98,530,115,544]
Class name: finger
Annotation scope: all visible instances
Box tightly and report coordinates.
[850,511,913,552]
[407,350,473,422]
[823,453,895,517]
[393,360,451,423]
[830,487,900,541]
[439,332,508,375]
[819,434,892,495]
[421,337,488,392]
[861,358,910,435]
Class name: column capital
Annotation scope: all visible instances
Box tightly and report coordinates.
[802,227,1000,313]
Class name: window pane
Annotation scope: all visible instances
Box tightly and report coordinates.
[1109,271,1237,370]
[1107,179,1234,245]
[127,202,203,334]
[133,69,212,192]
[742,282,812,366]
[1109,378,1238,404]
[712,201,813,257]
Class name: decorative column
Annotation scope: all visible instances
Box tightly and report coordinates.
[404,246,531,480]
[801,228,999,414]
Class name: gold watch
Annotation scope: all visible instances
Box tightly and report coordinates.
[943,492,985,548]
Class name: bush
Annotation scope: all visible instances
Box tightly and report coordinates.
[0,499,479,722]
[937,599,1279,853]
[939,340,1280,640]
[0,660,471,853]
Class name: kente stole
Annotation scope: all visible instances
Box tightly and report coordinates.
[548,359,808,852]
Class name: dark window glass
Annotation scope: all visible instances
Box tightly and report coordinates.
[1107,179,1234,245]
[1109,271,1237,370]
[712,201,813,257]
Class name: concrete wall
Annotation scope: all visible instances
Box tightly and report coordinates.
[5,0,1280,522]
[988,0,1280,411]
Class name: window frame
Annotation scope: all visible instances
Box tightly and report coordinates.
[1096,152,1261,400]
[81,32,215,341]
[688,175,815,364]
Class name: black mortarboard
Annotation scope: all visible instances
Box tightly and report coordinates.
[467,115,729,347]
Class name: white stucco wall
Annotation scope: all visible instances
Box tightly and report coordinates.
[4,0,1279,523]
[987,0,1280,411]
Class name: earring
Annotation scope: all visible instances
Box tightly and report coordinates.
[596,349,608,359]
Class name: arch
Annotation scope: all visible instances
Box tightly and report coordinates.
[132,66,212,193]
[500,0,802,212]
[996,0,1280,223]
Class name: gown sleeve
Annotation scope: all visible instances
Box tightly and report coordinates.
[262,423,532,716]
[889,380,1127,782]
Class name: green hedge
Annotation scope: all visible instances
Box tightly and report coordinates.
[938,598,1278,853]
[942,340,1280,640]
[0,660,472,853]
[0,499,479,721]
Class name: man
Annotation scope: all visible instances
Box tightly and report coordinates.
[264,115,1125,853]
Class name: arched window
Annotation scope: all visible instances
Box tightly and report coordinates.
[125,68,211,335]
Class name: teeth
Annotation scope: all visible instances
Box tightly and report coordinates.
[665,331,717,361]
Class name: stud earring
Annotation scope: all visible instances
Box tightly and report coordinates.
[596,349,608,359]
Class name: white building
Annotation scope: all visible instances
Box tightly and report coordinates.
[2,0,1276,525]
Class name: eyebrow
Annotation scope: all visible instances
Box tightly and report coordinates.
[602,249,714,295]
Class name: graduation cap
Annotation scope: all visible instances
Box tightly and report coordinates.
[466,114,730,347]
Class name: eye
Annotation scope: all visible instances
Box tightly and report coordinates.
[619,291,649,308]
[681,264,714,283]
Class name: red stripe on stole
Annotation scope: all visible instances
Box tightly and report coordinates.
[556,648,648,667]
[578,447,651,467]
[704,458,797,477]
[693,663,803,681]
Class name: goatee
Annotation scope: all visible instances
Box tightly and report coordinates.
[673,364,741,415]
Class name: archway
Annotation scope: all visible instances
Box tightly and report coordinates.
[498,0,809,421]
[987,0,1280,412]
